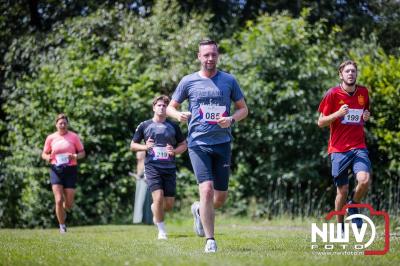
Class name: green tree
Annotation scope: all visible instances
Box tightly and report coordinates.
[220,10,397,217]
[1,2,398,227]
[220,11,342,216]
[356,51,400,216]
[1,0,209,227]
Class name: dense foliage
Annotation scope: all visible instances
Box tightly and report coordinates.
[1,1,399,227]
[1,1,209,227]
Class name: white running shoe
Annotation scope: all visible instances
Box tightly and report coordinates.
[191,201,205,237]
[158,232,168,240]
[59,225,67,234]
[204,239,217,253]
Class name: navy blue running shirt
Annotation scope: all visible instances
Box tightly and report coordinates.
[172,70,244,147]
[132,119,185,168]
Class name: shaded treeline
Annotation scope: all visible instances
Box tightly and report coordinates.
[0,0,399,227]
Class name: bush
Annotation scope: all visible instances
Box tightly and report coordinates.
[1,1,209,227]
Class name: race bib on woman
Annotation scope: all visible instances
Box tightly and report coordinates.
[342,108,363,125]
[199,104,226,124]
[55,154,69,166]
[152,146,169,160]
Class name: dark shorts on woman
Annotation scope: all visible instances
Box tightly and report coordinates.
[144,164,176,197]
[50,165,78,189]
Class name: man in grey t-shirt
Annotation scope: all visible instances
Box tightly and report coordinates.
[167,39,248,253]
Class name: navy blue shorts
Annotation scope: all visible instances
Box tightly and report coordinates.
[330,148,371,187]
[144,164,176,197]
[50,165,78,189]
[188,142,231,191]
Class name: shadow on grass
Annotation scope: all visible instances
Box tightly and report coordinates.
[170,234,191,238]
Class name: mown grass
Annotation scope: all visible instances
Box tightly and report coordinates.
[0,215,398,266]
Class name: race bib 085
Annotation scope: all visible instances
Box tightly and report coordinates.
[200,104,226,124]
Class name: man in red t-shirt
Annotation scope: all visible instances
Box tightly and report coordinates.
[318,60,371,229]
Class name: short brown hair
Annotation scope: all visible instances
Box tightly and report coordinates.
[152,95,170,106]
[199,39,218,50]
[55,113,68,124]
[338,60,358,74]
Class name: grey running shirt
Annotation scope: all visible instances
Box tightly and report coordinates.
[172,70,244,147]
[132,119,185,168]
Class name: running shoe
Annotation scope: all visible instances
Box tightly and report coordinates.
[59,225,67,234]
[204,239,217,253]
[191,201,205,237]
[158,232,168,240]
[347,200,363,229]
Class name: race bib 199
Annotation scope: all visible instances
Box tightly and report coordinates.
[342,108,363,125]
[152,146,169,160]
[199,104,227,124]
[55,154,69,166]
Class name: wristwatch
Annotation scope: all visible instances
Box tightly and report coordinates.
[230,117,236,125]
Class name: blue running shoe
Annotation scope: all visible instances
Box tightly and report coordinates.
[347,200,363,229]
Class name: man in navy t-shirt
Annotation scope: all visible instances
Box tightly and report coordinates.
[167,39,248,253]
[131,95,187,240]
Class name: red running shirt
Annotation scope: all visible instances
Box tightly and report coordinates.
[318,85,370,153]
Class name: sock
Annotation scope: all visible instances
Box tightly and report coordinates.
[156,222,166,234]
[59,224,66,229]
[206,237,215,242]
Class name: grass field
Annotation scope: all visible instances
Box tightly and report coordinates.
[0,215,399,266]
